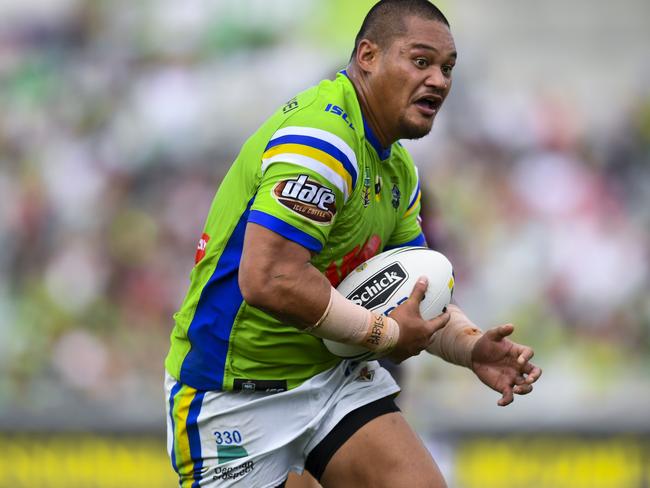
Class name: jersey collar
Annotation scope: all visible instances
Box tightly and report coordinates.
[339,69,392,161]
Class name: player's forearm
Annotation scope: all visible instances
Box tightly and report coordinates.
[240,259,331,328]
[307,286,399,354]
[426,304,482,367]
[241,266,398,354]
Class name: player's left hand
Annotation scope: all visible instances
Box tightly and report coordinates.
[469,324,542,407]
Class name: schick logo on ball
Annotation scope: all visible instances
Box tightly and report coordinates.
[346,263,408,309]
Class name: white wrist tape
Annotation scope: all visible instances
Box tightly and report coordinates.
[308,287,399,354]
[426,304,483,367]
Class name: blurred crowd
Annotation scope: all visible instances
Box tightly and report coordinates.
[0,1,648,429]
[404,87,650,427]
[420,86,650,353]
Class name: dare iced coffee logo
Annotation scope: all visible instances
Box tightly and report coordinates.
[273,175,336,224]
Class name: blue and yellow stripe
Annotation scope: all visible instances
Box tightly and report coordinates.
[404,181,421,218]
[262,127,358,199]
[168,382,206,488]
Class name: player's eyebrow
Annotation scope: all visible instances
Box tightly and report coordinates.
[409,43,457,59]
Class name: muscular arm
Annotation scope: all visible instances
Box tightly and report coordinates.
[239,222,331,329]
[239,222,449,360]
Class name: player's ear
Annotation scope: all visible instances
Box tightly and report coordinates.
[355,39,380,73]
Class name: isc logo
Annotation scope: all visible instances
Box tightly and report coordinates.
[273,175,337,224]
[325,104,355,130]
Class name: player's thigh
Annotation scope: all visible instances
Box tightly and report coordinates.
[286,472,322,488]
[320,411,447,488]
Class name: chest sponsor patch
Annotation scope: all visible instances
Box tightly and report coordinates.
[273,174,336,224]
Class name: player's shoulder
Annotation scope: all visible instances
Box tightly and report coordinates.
[267,73,361,150]
[259,74,363,195]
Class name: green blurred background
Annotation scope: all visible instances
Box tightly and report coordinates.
[1,0,649,486]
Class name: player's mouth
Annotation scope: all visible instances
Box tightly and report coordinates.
[413,94,442,117]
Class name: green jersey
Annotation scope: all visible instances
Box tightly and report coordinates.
[165,71,425,392]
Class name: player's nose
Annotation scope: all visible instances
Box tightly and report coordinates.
[424,66,448,90]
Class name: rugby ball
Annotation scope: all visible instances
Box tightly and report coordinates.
[323,246,455,359]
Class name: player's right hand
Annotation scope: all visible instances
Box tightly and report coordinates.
[387,277,450,363]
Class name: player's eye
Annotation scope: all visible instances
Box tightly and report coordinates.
[441,64,454,76]
[414,57,429,69]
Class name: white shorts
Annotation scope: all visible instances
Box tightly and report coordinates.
[164,360,400,487]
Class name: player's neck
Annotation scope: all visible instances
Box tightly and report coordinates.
[346,64,394,148]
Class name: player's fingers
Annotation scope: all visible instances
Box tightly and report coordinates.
[521,361,536,375]
[498,385,514,407]
[485,323,514,341]
[524,364,542,383]
[427,310,450,336]
[499,323,515,337]
[514,374,527,385]
[516,347,534,366]
[513,384,534,395]
[409,276,429,303]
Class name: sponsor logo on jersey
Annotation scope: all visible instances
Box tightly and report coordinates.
[346,262,408,309]
[213,461,255,481]
[362,168,371,207]
[391,181,401,209]
[324,103,355,130]
[233,379,287,393]
[213,428,250,470]
[356,366,375,382]
[325,235,382,287]
[273,174,336,224]
[195,232,210,264]
[282,97,299,113]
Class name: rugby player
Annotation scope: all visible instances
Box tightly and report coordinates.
[164,1,542,487]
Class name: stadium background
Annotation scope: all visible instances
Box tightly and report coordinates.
[0,0,649,486]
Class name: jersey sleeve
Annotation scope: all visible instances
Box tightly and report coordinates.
[249,125,360,253]
[385,162,427,249]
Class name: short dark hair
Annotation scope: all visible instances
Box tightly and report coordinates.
[351,0,450,59]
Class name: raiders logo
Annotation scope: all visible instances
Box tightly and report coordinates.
[273,175,336,224]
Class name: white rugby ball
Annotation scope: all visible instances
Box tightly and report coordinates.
[323,246,454,359]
